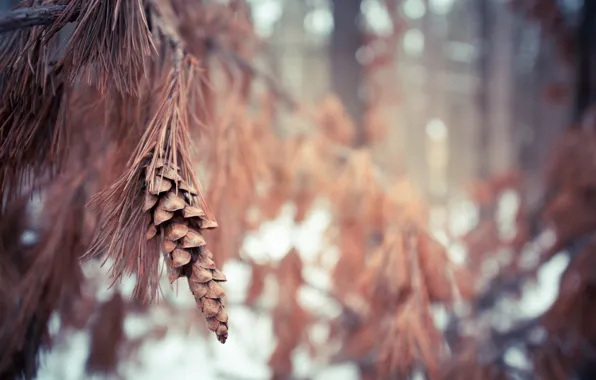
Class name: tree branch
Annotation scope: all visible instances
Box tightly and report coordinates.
[0,4,78,33]
[206,37,298,110]
[0,4,298,111]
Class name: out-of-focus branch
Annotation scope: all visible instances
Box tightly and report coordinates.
[460,227,589,319]
[206,37,298,110]
[574,1,596,122]
[0,4,79,33]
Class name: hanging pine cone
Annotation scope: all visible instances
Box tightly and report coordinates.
[144,158,228,343]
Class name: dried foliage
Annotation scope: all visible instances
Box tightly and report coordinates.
[0,174,89,379]
[0,0,595,379]
[0,0,239,373]
[269,250,310,379]
[545,128,596,251]
[86,292,125,375]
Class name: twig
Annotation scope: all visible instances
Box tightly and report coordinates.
[0,4,78,33]
[206,37,298,110]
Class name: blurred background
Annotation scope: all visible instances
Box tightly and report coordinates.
[3,0,593,379]
[245,0,573,203]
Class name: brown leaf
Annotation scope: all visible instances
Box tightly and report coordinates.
[417,233,452,303]
[246,263,268,305]
[86,293,125,375]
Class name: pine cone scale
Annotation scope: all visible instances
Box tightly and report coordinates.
[142,160,228,343]
[165,222,189,240]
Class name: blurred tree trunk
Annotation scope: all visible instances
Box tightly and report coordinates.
[575,0,596,122]
[477,0,492,179]
[330,0,365,147]
[487,1,514,175]
[422,0,443,203]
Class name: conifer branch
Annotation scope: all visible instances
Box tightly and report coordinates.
[0,5,297,110]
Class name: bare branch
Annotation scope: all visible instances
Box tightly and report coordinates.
[0,4,79,33]
[206,37,298,110]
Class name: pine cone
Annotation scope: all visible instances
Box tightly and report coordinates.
[144,158,228,343]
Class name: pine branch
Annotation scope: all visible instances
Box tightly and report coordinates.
[0,4,79,33]
[0,5,297,111]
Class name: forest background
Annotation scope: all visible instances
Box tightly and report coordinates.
[0,0,593,379]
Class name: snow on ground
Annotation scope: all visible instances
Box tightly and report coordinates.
[37,196,569,380]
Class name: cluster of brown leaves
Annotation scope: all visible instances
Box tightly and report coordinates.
[216,90,478,378]
[527,126,596,378]
[460,172,529,275]
[442,122,596,377]
[446,234,596,380]
[538,238,596,378]
[333,188,473,379]
[269,250,311,380]
[356,1,402,147]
